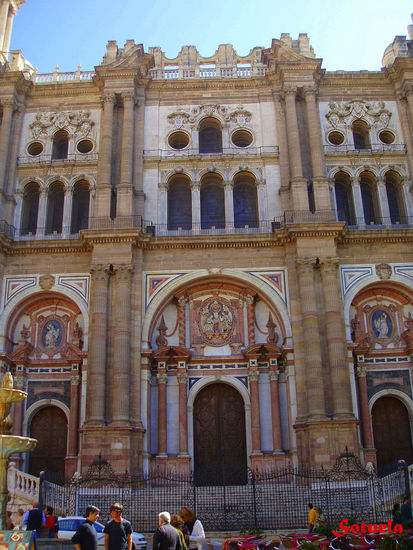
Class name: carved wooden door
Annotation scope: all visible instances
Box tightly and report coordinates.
[372,396,413,471]
[193,383,247,484]
[28,406,67,477]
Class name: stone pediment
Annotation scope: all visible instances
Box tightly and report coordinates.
[99,40,154,75]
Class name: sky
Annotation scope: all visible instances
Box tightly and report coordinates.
[8,0,413,74]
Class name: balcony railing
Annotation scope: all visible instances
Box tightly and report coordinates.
[143,145,279,160]
[149,66,266,80]
[33,69,95,84]
[17,153,99,166]
[143,219,280,236]
[342,215,413,229]
[324,144,406,155]
[88,216,143,230]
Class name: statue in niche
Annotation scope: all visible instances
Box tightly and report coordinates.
[156,315,168,347]
[372,310,392,339]
[42,320,62,348]
[266,312,279,344]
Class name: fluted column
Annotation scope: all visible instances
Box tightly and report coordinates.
[248,367,261,453]
[283,87,309,211]
[157,365,168,456]
[351,177,365,224]
[303,87,330,211]
[191,181,201,228]
[95,93,115,217]
[396,92,413,176]
[62,187,73,235]
[0,98,14,195]
[85,265,110,425]
[2,4,15,54]
[177,369,188,455]
[273,92,290,189]
[117,91,135,216]
[0,1,10,54]
[257,180,267,226]
[224,181,234,228]
[68,374,80,456]
[111,265,133,425]
[36,188,47,236]
[376,177,391,224]
[296,259,326,420]
[355,364,374,448]
[4,99,23,221]
[320,258,354,419]
[159,182,167,227]
[269,368,283,452]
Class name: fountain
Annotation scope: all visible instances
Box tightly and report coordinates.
[0,371,36,529]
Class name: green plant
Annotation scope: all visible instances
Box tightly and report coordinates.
[377,536,398,550]
[299,543,321,550]
[315,523,339,540]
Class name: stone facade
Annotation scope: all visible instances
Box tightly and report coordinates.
[0,4,413,477]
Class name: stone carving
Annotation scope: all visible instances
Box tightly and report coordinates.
[155,315,168,348]
[375,263,392,280]
[30,110,95,139]
[266,313,279,344]
[39,274,55,290]
[168,104,252,130]
[372,310,392,339]
[326,100,391,130]
[198,297,234,346]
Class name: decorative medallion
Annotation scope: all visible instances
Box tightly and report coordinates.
[371,309,393,339]
[41,320,63,349]
[198,297,234,346]
[39,274,55,290]
[375,263,392,280]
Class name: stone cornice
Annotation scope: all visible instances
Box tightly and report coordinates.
[6,239,91,255]
[337,229,413,246]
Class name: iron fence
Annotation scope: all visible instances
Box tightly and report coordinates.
[40,453,408,533]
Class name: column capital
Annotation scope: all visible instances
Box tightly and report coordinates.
[351,175,360,186]
[113,264,134,280]
[296,257,317,270]
[302,86,318,98]
[190,180,201,191]
[90,264,111,281]
[156,372,168,385]
[281,86,297,98]
[248,370,260,383]
[320,256,340,270]
[177,373,188,385]
[224,180,233,189]
[71,375,80,386]
[122,90,135,103]
[356,364,367,378]
[1,97,15,109]
[269,369,280,382]
[101,92,115,106]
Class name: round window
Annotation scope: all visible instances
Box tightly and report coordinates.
[327,131,345,145]
[232,129,253,148]
[168,131,189,150]
[378,130,395,144]
[27,142,44,156]
[77,139,94,154]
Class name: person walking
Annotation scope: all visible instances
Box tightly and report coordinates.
[22,503,46,536]
[45,506,56,538]
[179,508,205,550]
[401,496,412,526]
[104,503,132,550]
[153,512,183,550]
[170,514,187,550]
[307,503,316,534]
[72,506,100,550]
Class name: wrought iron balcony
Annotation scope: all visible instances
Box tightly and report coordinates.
[17,153,99,166]
[324,144,406,155]
[143,145,279,160]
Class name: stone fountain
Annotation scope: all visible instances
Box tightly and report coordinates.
[0,371,36,529]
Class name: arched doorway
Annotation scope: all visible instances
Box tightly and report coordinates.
[193,383,247,484]
[28,406,67,477]
[372,396,413,472]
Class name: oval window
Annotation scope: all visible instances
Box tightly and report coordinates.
[168,131,189,150]
[77,139,93,154]
[232,130,253,148]
[327,131,345,145]
[27,142,44,156]
[378,130,395,144]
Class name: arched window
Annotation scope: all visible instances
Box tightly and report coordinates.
[385,171,405,224]
[199,118,223,154]
[334,172,354,225]
[71,180,90,233]
[46,181,64,234]
[352,120,370,150]
[200,177,225,229]
[52,130,69,160]
[167,176,192,230]
[360,172,379,224]
[233,174,258,228]
[21,182,40,235]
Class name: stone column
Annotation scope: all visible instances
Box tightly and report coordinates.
[246,295,255,346]
[191,181,201,229]
[156,365,168,456]
[36,188,47,236]
[296,258,326,420]
[159,182,167,227]
[2,4,15,54]
[85,265,110,425]
[0,1,10,54]
[177,368,188,455]
[355,364,374,449]
[95,92,115,218]
[320,258,354,419]
[177,297,186,347]
[0,98,14,196]
[4,100,24,221]
[402,179,413,220]
[396,92,413,177]
[224,181,234,229]
[257,180,267,226]
[303,87,330,211]
[111,265,133,425]
[248,366,261,453]
[62,186,73,235]
[269,368,283,452]
[283,87,309,211]
[117,91,135,217]
[273,92,290,190]
[377,177,391,224]
[12,371,26,438]
[351,177,365,224]
[68,374,80,457]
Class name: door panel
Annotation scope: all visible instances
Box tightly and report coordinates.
[193,383,247,484]
[29,406,67,477]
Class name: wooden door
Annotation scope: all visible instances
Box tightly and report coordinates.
[193,383,247,484]
[28,406,67,477]
[372,396,413,471]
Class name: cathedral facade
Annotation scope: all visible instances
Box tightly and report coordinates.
[1,1,413,479]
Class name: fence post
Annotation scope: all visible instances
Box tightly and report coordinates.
[251,469,257,530]
[39,470,45,510]
[398,460,410,499]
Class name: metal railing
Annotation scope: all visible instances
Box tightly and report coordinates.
[40,455,408,532]
[324,143,406,155]
[17,153,99,165]
[143,219,280,236]
[143,145,279,159]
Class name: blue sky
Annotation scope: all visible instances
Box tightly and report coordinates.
[9,0,413,74]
